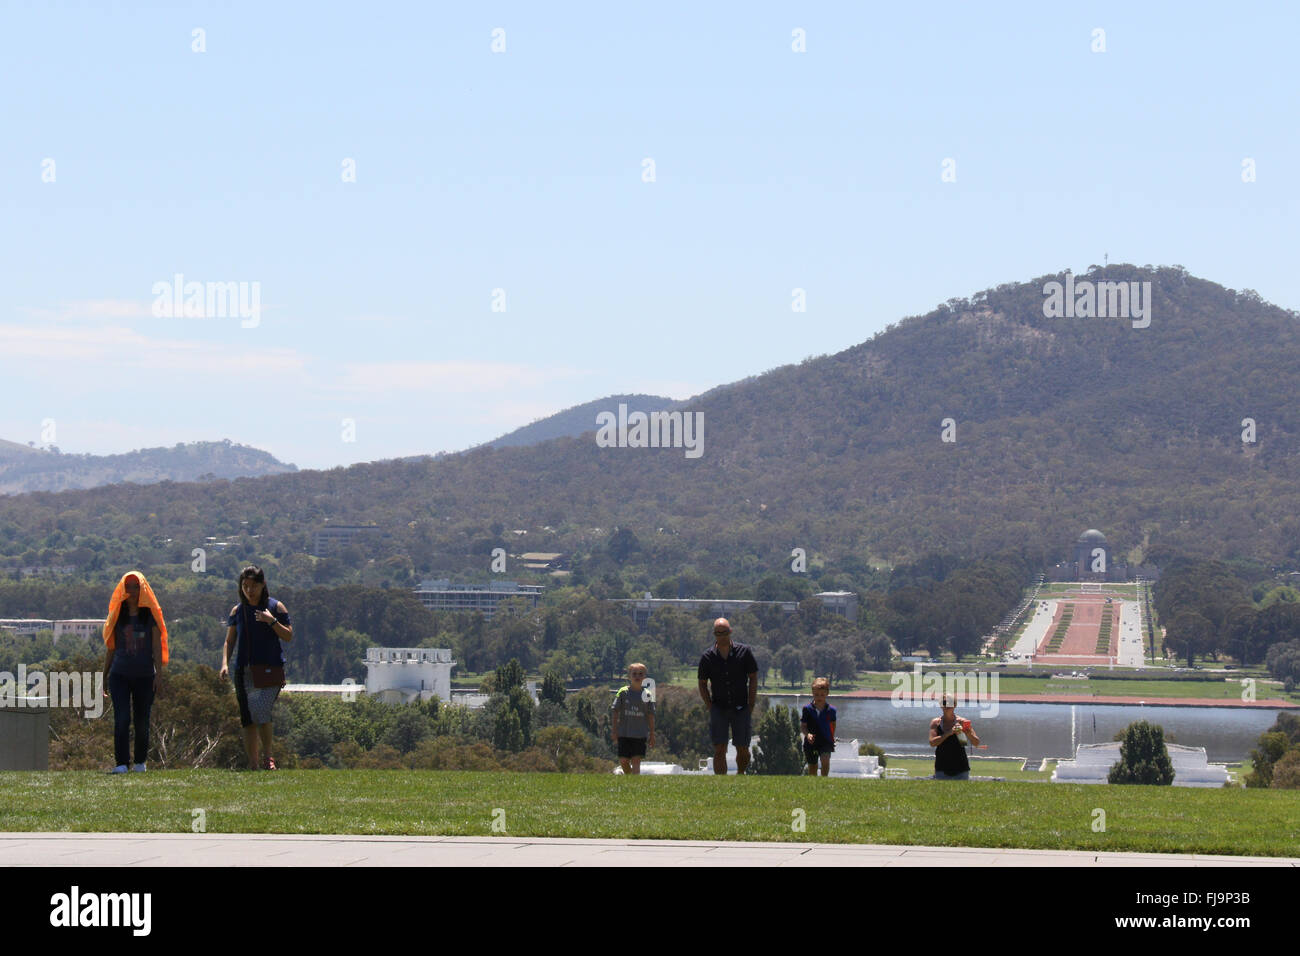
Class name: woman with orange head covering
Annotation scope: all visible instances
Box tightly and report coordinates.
[102,571,168,773]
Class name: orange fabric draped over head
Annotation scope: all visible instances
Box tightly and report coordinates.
[103,570,169,665]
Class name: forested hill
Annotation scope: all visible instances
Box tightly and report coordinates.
[488,394,677,448]
[0,439,296,495]
[3,265,1298,588]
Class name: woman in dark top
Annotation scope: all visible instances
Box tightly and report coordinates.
[220,565,292,770]
[101,571,168,773]
[929,693,980,779]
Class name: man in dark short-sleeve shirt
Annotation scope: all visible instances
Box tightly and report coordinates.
[697,617,758,774]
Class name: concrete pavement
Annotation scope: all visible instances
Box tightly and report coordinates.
[1,833,1296,866]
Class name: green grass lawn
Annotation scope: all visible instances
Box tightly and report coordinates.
[883,757,1052,781]
[1037,583,1141,598]
[1,770,1297,857]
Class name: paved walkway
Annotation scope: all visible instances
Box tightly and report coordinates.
[1009,599,1056,660]
[1116,598,1145,667]
[1,833,1295,867]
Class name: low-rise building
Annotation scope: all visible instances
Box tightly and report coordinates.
[53,619,106,643]
[515,552,568,573]
[413,579,544,619]
[312,524,379,556]
[0,619,55,637]
[815,591,858,623]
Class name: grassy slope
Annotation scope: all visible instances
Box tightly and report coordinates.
[2,770,1297,857]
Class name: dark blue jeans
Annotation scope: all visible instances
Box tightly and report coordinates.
[109,672,154,767]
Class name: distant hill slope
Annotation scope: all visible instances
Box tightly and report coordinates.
[2,265,1298,582]
[487,394,679,448]
[0,438,47,459]
[0,439,296,494]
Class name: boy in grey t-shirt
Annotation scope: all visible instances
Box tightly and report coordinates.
[610,663,656,775]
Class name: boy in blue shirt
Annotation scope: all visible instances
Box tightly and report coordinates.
[800,677,837,776]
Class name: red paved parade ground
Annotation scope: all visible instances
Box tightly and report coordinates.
[1033,595,1120,666]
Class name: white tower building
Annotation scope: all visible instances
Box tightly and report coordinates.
[363,647,455,704]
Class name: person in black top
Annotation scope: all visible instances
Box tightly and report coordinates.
[220,565,293,770]
[697,617,758,774]
[929,693,981,779]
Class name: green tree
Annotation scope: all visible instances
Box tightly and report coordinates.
[1265,641,1300,685]
[383,707,430,754]
[751,705,803,775]
[1164,610,1214,668]
[607,527,641,564]
[809,637,857,688]
[650,685,709,762]
[542,649,583,683]
[864,632,893,671]
[289,720,337,762]
[504,685,534,747]
[494,658,525,692]
[481,657,535,749]
[774,645,804,688]
[574,695,599,737]
[624,640,675,683]
[492,707,525,752]
[648,607,704,664]
[1107,720,1175,785]
[1244,712,1300,787]
[540,668,566,706]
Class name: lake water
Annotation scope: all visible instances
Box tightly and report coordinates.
[769,696,1283,763]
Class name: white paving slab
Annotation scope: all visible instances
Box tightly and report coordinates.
[0,833,1295,867]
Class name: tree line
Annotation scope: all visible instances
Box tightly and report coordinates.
[39,652,754,773]
[1153,557,1300,673]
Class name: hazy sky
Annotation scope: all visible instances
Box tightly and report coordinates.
[3,2,1296,469]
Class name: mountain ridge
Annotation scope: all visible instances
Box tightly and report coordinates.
[0,439,297,495]
[1,265,1296,586]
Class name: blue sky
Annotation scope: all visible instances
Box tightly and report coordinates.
[2,1,1296,469]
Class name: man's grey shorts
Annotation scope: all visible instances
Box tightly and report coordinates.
[710,704,752,747]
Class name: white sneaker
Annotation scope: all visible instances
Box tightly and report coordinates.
[132,763,146,772]
[110,765,128,774]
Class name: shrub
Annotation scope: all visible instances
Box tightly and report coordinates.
[329,739,365,769]
[1270,750,1300,789]
[1108,720,1174,785]
[355,743,404,769]
[858,741,887,767]
[751,706,804,775]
